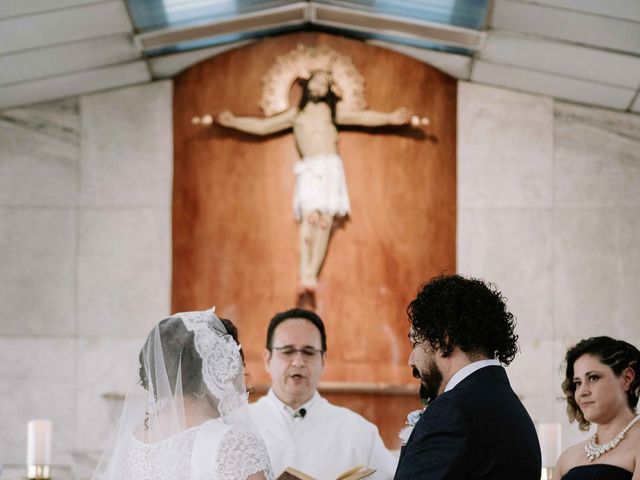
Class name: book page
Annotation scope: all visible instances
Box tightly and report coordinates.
[276,467,317,480]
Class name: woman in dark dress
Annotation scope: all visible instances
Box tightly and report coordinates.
[554,337,640,480]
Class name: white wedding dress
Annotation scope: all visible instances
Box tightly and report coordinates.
[92,309,274,480]
[113,419,270,480]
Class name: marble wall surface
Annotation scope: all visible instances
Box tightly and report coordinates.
[1,78,639,469]
[0,81,172,466]
[458,81,640,449]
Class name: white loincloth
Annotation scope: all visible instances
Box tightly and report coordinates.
[292,153,351,221]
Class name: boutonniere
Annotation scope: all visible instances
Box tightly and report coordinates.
[398,408,426,446]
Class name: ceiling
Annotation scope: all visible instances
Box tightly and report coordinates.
[1,0,639,113]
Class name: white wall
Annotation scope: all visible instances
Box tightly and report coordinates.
[0,81,173,466]
[0,79,638,468]
[458,81,640,448]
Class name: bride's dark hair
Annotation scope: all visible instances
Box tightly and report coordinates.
[138,316,243,398]
[138,317,203,397]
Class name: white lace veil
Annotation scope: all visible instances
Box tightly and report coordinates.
[92,308,273,480]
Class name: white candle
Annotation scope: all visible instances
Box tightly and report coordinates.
[26,419,52,465]
[538,422,562,468]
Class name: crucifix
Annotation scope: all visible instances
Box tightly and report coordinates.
[193,45,428,307]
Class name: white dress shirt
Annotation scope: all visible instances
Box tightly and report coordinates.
[444,358,501,392]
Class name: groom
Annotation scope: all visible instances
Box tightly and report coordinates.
[395,274,541,479]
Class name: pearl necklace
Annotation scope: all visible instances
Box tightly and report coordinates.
[584,415,640,462]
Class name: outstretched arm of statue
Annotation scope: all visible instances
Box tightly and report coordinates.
[336,106,414,127]
[216,108,297,135]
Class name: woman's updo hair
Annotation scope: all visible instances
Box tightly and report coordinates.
[562,336,640,431]
[219,317,244,363]
[138,316,204,398]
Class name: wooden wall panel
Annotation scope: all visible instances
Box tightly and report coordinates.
[173,32,456,448]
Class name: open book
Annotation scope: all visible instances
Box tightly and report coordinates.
[277,465,376,480]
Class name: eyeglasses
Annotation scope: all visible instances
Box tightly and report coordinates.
[272,346,325,360]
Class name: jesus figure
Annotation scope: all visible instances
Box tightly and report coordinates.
[217,70,412,303]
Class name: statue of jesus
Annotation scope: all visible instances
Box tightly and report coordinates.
[217,70,412,302]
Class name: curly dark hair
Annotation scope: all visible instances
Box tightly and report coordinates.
[407,274,519,365]
[562,336,640,431]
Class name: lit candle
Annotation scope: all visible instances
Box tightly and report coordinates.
[538,422,562,468]
[27,419,52,466]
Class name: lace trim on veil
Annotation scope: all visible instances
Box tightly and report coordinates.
[178,309,274,480]
[179,309,246,417]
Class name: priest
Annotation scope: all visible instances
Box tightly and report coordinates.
[248,308,397,479]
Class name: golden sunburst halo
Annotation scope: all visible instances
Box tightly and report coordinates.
[259,44,367,116]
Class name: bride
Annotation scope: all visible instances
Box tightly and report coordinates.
[92,309,274,480]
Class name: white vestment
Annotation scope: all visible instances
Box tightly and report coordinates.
[249,391,397,479]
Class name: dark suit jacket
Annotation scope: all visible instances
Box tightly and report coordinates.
[395,366,541,480]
